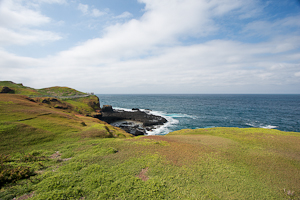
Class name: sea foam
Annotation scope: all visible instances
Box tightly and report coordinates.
[245,122,278,129]
[140,109,179,135]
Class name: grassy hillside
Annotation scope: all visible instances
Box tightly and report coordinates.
[1,91,300,199]
[0,81,87,97]
[38,87,86,97]
[0,81,41,96]
[0,81,100,116]
[0,94,129,153]
[63,95,101,115]
[0,94,131,199]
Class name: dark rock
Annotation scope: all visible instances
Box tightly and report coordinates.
[143,120,161,126]
[102,105,113,112]
[114,121,146,136]
[0,86,14,93]
[42,99,50,104]
[92,113,102,118]
[54,105,68,109]
[25,97,36,102]
[50,98,59,102]
[96,106,168,136]
[132,108,139,111]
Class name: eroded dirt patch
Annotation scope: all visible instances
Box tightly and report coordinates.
[50,151,61,159]
[13,192,35,200]
[137,167,149,181]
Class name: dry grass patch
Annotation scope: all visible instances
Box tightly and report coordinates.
[137,167,149,181]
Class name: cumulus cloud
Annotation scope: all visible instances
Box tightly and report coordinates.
[0,0,50,28]
[35,0,66,4]
[0,27,62,45]
[115,12,133,19]
[78,3,107,17]
[0,0,299,93]
[77,3,89,15]
[0,0,61,46]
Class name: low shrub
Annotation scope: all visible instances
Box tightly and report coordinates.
[0,161,35,187]
[20,153,47,163]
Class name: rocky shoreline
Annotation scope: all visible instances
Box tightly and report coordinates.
[95,105,168,136]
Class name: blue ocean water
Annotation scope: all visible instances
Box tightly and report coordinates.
[97,94,300,135]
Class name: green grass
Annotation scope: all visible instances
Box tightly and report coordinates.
[1,93,300,199]
[38,86,86,97]
[0,81,87,97]
[0,81,41,96]
[0,81,100,116]
[0,94,130,154]
[63,96,98,115]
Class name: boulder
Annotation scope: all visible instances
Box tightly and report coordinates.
[0,86,14,93]
[102,105,113,112]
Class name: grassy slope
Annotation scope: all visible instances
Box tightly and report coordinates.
[0,94,130,154]
[0,81,41,96]
[0,81,86,97]
[1,89,300,199]
[38,87,86,96]
[63,95,101,115]
[0,81,100,116]
[0,94,131,199]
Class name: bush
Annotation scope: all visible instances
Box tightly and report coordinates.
[0,153,47,187]
[19,153,47,163]
[0,161,35,187]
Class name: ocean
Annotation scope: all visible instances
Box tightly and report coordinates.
[96,94,300,135]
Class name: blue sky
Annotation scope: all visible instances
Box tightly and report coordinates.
[0,0,300,94]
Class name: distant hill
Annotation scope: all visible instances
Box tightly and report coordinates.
[38,86,86,97]
[0,81,41,96]
[0,81,86,97]
[0,81,99,116]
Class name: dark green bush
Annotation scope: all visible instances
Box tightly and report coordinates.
[0,163,35,187]
[19,153,46,163]
[0,154,42,187]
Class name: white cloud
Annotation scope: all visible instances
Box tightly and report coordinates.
[0,0,50,28]
[0,27,62,45]
[0,0,61,46]
[78,3,107,17]
[0,49,40,68]
[35,0,66,4]
[59,0,224,63]
[115,11,133,19]
[78,3,88,15]
[91,9,106,17]
[0,0,299,93]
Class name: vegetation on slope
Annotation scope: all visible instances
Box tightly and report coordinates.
[0,81,87,97]
[38,87,86,97]
[63,95,101,115]
[1,82,300,199]
[0,94,131,199]
[0,81,100,116]
[0,81,40,96]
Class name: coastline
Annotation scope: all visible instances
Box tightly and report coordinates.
[97,106,169,136]
[97,94,300,133]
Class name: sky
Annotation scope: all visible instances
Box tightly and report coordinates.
[0,0,300,94]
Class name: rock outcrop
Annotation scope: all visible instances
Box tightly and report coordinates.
[0,86,14,94]
[102,105,113,112]
[97,106,167,136]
